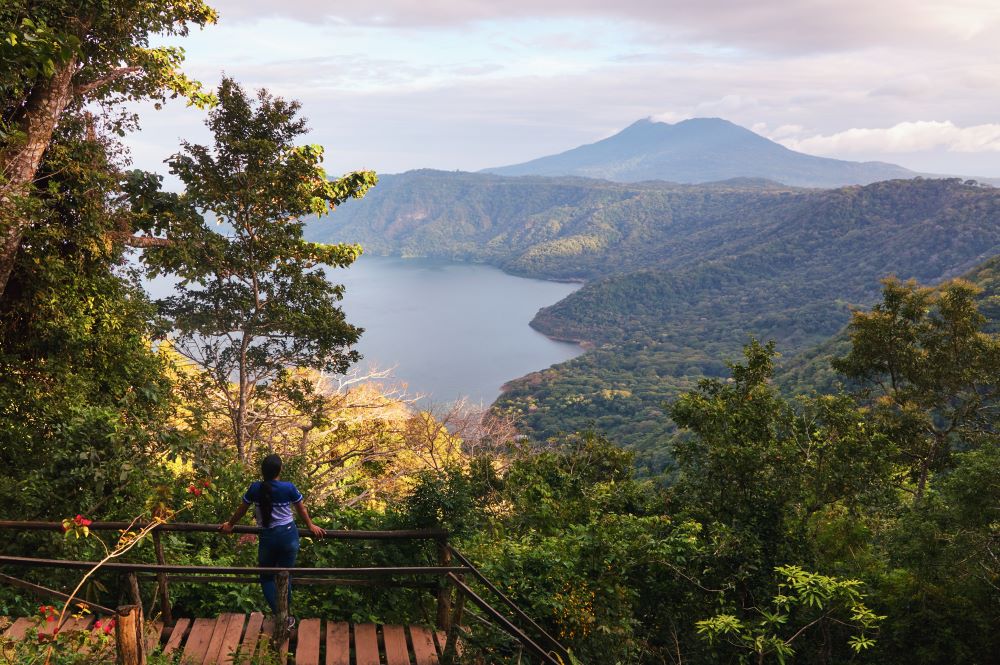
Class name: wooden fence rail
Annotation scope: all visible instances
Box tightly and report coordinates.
[0,520,572,664]
[0,555,469,577]
[0,520,448,540]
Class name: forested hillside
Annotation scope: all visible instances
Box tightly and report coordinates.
[307,173,1000,469]
[305,169,804,280]
[5,4,998,665]
[777,253,1000,396]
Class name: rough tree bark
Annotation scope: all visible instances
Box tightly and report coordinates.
[0,55,79,296]
[0,36,166,298]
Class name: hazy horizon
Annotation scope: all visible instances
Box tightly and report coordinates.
[123,1,1000,181]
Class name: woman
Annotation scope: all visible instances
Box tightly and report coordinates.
[221,454,325,625]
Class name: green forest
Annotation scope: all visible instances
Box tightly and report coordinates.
[1,2,999,665]
[306,170,1000,470]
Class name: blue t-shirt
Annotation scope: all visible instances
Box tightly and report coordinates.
[243,480,303,528]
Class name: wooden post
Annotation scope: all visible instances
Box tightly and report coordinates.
[115,604,145,665]
[441,580,466,665]
[436,538,452,632]
[151,530,172,625]
[127,572,142,610]
[274,571,290,659]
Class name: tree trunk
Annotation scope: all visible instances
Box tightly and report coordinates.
[236,379,247,462]
[0,56,78,297]
[915,457,929,503]
[236,373,250,463]
[235,334,251,462]
[914,433,943,503]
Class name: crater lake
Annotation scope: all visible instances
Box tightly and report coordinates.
[330,256,584,405]
[144,254,582,405]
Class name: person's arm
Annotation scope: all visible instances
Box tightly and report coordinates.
[294,501,325,538]
[220,501,250,533]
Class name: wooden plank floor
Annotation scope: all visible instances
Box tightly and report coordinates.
[2,614,453,665]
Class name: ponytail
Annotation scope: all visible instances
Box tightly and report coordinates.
[260,454,282,528]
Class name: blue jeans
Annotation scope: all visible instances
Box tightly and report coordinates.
[258,522,299,613]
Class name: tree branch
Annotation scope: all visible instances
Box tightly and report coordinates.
[74,66,144,97]
[123,234,173,248]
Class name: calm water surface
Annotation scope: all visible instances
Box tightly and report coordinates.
[331,256,583,405]
[146,256,583,405]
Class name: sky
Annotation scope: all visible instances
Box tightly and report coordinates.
[126,0,1000,181]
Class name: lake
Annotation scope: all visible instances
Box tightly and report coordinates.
[331,256,583,405]
[145,256,583,406]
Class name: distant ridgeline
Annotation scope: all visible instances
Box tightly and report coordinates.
[481,117,920,188]
[306,173,1000,473]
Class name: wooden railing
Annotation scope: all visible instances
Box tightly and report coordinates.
[0,521,572,664]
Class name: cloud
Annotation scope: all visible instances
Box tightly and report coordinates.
[775,121,1000,155]
[649,111,686,124]
[123,1,1000,179]
[753,123,804,140]
[209,0,1000,54]
[869,75,933,99]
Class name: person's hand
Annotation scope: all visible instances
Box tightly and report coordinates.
[308,523,325,538]
[220,521,233,534]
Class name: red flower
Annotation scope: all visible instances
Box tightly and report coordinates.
[202,479,211,488]
[103,619,115,634]
[187,484,196,493]
[192,488,203,497]
[72,514,93,527]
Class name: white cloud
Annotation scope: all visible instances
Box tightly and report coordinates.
[754,123,804,140]
[122,2,1000,179]
[775,121,1000,155]
[210,0,1000,55]
[650,111,686,123]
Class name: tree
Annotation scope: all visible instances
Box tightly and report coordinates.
[668,340,894,616]
[697,565,883,665]
[0,114,179,523]
[148,77,377,462]
[0,0,217,296]
[832,277,1000,502]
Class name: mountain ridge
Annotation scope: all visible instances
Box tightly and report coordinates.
[482,117,920,187]
[304,170,999,469]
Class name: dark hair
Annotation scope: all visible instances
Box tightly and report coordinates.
[259,454,282,528]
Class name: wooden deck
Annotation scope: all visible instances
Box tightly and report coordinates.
[1,613,452,664]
